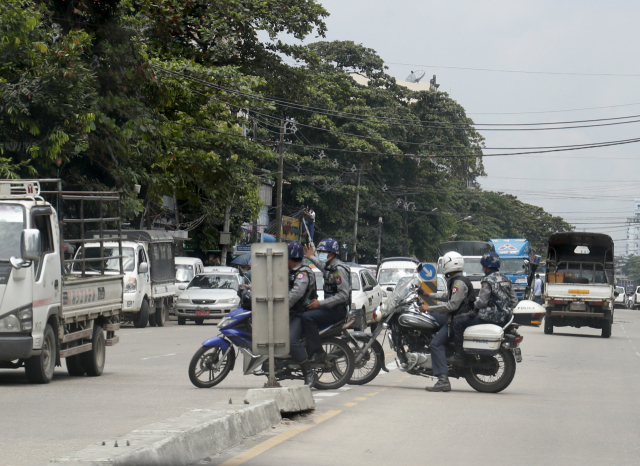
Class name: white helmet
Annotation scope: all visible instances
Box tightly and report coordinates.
[441,251,464,275]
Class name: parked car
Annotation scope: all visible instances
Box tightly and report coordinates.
[377,257,420,303]
[615,286,626,308]
[348,265,383,331]
[174,270,246,325]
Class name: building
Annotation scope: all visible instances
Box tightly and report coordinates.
[626,199,640,255]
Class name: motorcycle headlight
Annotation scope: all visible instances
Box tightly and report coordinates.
[0,314,20,332]
[124,278,137,293]
[218,316,232,328]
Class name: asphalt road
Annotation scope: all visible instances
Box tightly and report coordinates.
[3,310,640,466]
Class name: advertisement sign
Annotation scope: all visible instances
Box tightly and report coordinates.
[282,216,301,241]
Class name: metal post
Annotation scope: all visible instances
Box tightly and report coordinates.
[377,217,383,266]
[220,204,231,266]
[80,198,85,278]
[251,122,259,244]
[403,196,408,256]
[99,198,104,275]
[353,166,361,263]
[275,119,284,242]
[265,247,280,388]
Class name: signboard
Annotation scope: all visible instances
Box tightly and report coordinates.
[282,216,301,241]
[251,243,289,357]
[419,263,438,306]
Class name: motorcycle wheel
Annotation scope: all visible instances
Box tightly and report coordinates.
[346,337,383,385]
[313,337,355,391]
[464,348,516,393]
[188,346,234,388]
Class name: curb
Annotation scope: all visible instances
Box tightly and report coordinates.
[246,385,315,413]
[44,400,281,466]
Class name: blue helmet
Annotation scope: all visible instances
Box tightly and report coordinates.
[317,238,339,253]
[481,252,501,269]
[288,241,304,259]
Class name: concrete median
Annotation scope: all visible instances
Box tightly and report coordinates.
[44,400,281,466]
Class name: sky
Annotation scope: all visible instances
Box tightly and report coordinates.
[276,0,640,253]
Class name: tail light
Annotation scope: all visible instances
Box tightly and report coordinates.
[515,335,524,343]
[591,302,603,306]
[553,300,565,304]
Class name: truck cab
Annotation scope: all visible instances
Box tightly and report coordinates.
[489,239,530,300]
[543,232,615,338]
[436,241,495,296]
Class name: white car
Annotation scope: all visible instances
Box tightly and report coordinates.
[378,257,421,303]
[614,286,625,308]
[174,272,246,324]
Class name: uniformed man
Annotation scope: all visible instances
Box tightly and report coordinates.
[452,251,518,348]
[287,241,318,387]
[419,251,475,392]
[302,239,351,362]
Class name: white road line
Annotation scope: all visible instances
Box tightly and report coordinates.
[313,398,324,403]
[121,331,152,336]
[637,352,640,358]
[336,387,352,391]
[313,392,339,397]
[141,353,176,360]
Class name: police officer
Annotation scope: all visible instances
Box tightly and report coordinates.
[419,251,475,392]
[287,241,318,387]
[302,239,351,362]
[452,252,518,348]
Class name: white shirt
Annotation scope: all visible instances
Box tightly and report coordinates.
[307,210,316,222]
[534,278,543,296]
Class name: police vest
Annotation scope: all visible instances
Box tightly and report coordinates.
[323,263,351,309]
[447,274,476,316]
[288,266,318,316]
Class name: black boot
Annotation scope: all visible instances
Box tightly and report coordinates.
[425,374,451,392]
[301,361,317,387]
[447,346,466,366]
[309,349,327,363]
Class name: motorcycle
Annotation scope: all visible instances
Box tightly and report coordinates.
[341,310,388,385]
[188,293,355,390]
[370,274,539,393]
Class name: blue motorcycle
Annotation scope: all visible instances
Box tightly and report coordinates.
[188,294,355,390]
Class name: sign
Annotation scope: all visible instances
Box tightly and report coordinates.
[281,216,301,241]
[419,263,438,306]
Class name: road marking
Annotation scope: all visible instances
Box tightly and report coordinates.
[379,388,388,391]
[313,392,339,397]
[336,387,352,391]
[141,353,176,360]
[390,384,397,387]
[385,352,395,357]
[121,331,152,336]
[365,392,379,396]
[353,397,367,401]
[343,402,357,407]
[219,410,342,466]
[637,352,640,358]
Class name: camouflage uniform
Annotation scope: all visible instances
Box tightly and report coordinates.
[288,263,318,363]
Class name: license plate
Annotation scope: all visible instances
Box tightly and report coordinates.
[512,347,522,363]
[195,309,210,316]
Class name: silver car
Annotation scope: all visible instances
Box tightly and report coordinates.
[175,273,244,325]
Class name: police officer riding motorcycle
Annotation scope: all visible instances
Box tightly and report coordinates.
[287,241,318,387]
[303,238,351,363]
[418,251,475,392]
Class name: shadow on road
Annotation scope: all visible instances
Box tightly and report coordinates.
[551,332,604,339]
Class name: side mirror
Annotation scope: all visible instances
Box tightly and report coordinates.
[416,263,423,273]
[364,284,373,292]
[139,262,149,274]
[178,283,186,291]
[386,286,393,292]
[614,291,620,298]
[11,229,40,269]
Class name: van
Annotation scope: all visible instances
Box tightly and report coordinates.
[377,257,420,303]
[175,257,205,292]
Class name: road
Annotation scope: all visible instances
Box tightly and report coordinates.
[2,310,640,466]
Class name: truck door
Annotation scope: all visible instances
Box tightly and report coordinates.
[138,247,150,290]
[31,208,60,345]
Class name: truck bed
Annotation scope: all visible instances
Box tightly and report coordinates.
[546,283,612,301]
[62,275,123,324]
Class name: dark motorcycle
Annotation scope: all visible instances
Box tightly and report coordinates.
[188,294,355,390]
[371,274,535,393]
[341,310,388,385]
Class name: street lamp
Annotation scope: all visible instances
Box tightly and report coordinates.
[454,215,472,224]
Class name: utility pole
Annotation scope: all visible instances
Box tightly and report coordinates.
[220,204,231,265]
[353,166,361,263]
[377,216,383,266]
[251,120,259,243]
[403,195,409,256]
[275,119,284,242]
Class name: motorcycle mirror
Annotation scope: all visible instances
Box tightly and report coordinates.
[416,263,423,273]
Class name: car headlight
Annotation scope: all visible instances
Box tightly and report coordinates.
[177,298,190,304]
[125,278,137,293]
[0,314,21,332]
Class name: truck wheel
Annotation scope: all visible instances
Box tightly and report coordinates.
[601,312,612,338]
[81,325,106,376]
[25,324,56,384]
[178,317,186,325]
[544,313,553,335]
[66,354,85,376]
[133,300,149,329]
[155,300,167,327]
[148,312,157,327]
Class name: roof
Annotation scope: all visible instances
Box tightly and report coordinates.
[547,232,614,262]
[175,257,203,265]
[437,241,495,257]
[85,229,175,243]
[203,266,239,274]
[379,257,420,265]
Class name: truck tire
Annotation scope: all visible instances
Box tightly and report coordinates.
[25,324,56,384]
[81,325,106,376]
[155,299,167,327]
[178,317,186,325]
[601,311,612,338]
[148,312,156,327]
[134,300,149,329]
[66,354,85,376]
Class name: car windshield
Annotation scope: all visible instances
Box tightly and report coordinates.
[176,265,194,283]
[188,274,238,290]
[73,247,135,272]
[378,268,416,285]
[463,258,484,277]
[0,204,25,261]
[500,259,527,275]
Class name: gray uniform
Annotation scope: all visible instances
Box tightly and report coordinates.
[289,263,311,305]
[475,271,519,323]
[428,277,472,315]
[308,255,350,309]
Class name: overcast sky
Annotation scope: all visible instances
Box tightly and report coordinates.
[283,0,640,253]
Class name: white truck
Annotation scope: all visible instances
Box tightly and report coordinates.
[543,232,616,338]
[0,180,122,383]
[78,230,176,328]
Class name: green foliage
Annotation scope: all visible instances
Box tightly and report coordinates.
[621,256,640,282]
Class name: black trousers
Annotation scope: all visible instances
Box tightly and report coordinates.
[289,315,307,363]
[430,313,450,376]
[301,306,347,356]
